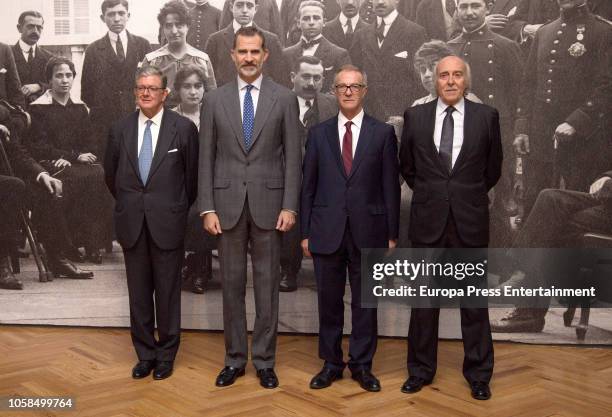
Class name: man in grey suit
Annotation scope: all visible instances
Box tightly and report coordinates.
[199,26,301,389]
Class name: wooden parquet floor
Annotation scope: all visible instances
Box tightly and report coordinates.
[0,326,611,417]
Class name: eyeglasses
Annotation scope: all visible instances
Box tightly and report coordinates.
[134,86,165,94]
[334,84,365,94]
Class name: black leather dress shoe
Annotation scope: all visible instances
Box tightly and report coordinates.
[310,367,343,389]
[64,246,84,263]
[279,273,297,292]
[86,248,102,264]
[351,370,381,392]
[0,264,23,290]
[153,361,174,380]
[132,360,155,379]
[215,366,245,387]
[50,257,93,279]
[470,381,491,400]
[257,368,279,389]
[401,376,431,394]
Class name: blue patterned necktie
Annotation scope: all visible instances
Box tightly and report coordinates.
[243,84,255,150]
[139,120,153,183]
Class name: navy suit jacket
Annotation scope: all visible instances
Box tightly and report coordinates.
[399,99,503,246]
[104,109,199,250]
[301,113,400,254]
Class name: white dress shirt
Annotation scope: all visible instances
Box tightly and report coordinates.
[376,9,399,47]
[297,96,313,125]
[338,109,364,156]
[238,74,262,121]
[18,39,36,61]
[433,97,464,168]
[233,20,253,33]
[339,13,360,35]
[108,30,128,55]
[137,108,164,155]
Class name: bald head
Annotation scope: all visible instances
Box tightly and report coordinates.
[435,56,471,105]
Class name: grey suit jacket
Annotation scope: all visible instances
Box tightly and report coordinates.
[199,76,301,230]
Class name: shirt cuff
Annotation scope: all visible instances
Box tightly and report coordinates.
[36,171,49,182]
[200,210,215,217]
[283,209,298,215]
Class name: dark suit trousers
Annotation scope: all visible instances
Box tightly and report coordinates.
[0,175,25,257]
[281,212,303,276]
[218,200,281,370]
[408,211,494,384]
[122,220,183,362]
[312,223,378,372]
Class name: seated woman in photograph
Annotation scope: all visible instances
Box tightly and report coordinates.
[26,56,113,265]
[172,64,215,294]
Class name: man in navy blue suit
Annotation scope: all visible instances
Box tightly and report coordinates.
[301,64,400,392]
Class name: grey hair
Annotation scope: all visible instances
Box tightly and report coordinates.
[333,64,368,87]
[434,55,471,94]
[135,65,168,89]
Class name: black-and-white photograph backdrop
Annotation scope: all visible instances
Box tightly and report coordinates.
[0,0,611,345]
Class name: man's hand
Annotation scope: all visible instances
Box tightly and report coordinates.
[486,14,509,30]
[53,158,71,168]
[276,209,296,232]
[77,153,97,164]
[39,172,62,197]
[388,239,397,249]
[523,24,543,38]
[301,239,311,258]
[554,122,576,143]
[513,134,530,155]
[203,212,222,235]
[0,124,9,137]
[21,84,41,97]
[589,176,611,199]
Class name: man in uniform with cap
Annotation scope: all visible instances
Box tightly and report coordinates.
[493,0,612,332]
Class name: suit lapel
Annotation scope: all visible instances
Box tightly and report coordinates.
[125,31,139,71]
[222,25,233,50]
[250,77,277,148]
[348,114,373,179]
[146,110,177,184]
[122,111,141,183]
[221,81,247,154]
[325,117,346,178]
[380,17,403,53]
[314,38,331,62]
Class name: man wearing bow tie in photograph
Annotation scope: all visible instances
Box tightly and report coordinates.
[283,1,351,93]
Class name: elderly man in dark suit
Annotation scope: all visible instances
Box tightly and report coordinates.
[186,0,222,51]
[220,0,284,40]
[323,0,371,50]
[350,0,426,122]
[12,11,53,105]
[399,56,502,400]
[81,0,151,158]
[283,1,351,93]
[301,64,400,392]
[206,0,288,86]
[199,26,301,389]
[279,55,337,292]
[104,66,199,381]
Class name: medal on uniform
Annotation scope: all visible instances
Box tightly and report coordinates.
[568,24,586,57]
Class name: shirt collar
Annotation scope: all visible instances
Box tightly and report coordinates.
[238,74,263,91]
[108,30,127,43]
[463,22,488,35]
[195,1,209,7]
[297,96,313,107]
[139,107,164,127]
[377,9,398,27]
[300,34,323,44]
[233,20,253,32]
[339,13,359,27]
[19,39,36,54]
[437,97,465,116]
[338,108,364,130]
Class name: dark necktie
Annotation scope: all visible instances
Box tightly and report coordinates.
[243,85,255,150]
[342,121,353,175]
[376,19,386,44]
[345,18,354,36]
[303,100,314,128]
[439,106,455,172]
[301,37,322,50]
[27,47,33,63]
[139,120,153,183]
[116,35,126,61]
[446,0,457,16]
